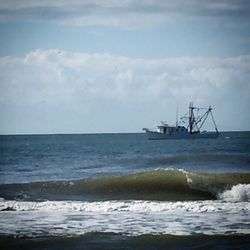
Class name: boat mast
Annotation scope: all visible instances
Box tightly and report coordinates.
[176,107,179,127]
[189,102,192,133]
[189,102,195,133]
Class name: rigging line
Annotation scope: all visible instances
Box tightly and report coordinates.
[198,111,210,130]
[192,109,202,132]
[191,110,200,133]
[210,111,219,132]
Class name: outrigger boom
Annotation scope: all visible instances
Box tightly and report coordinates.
[187,102,218,134]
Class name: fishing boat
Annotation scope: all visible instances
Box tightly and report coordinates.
[143,102,219,140]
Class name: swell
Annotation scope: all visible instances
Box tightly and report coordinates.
[0,169,250,201]
[149,154,250,166]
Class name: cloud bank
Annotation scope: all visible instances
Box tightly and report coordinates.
[0,49,249,133]
[0,0,249,28]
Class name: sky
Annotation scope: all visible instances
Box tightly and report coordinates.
[0,0,250,134]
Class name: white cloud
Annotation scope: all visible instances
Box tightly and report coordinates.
[0,49,250,133]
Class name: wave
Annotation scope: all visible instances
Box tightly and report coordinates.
[0,169,250,201]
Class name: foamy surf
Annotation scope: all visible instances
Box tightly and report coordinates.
[0,199,249,237]
[0,199,249,213]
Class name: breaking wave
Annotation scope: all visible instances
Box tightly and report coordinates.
[0,169,249,202]
[218,184,250,202]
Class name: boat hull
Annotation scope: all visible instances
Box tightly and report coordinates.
[144,130,219,140]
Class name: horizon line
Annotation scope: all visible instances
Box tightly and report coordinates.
[0,130,249,136]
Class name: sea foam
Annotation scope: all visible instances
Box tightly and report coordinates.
[0,199,249,237]
[0,199,249,213]
[219,184,250,202]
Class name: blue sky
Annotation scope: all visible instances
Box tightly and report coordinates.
[0,0,250,134]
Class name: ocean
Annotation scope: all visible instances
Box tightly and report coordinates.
[0,132,249,249]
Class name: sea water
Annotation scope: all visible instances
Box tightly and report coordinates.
[0,132,249,249]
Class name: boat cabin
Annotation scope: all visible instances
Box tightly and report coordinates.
[157,124,188,134]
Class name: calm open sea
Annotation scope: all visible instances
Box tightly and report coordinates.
[0,132,250,249]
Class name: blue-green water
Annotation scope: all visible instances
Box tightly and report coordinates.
[0,132,250,249]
